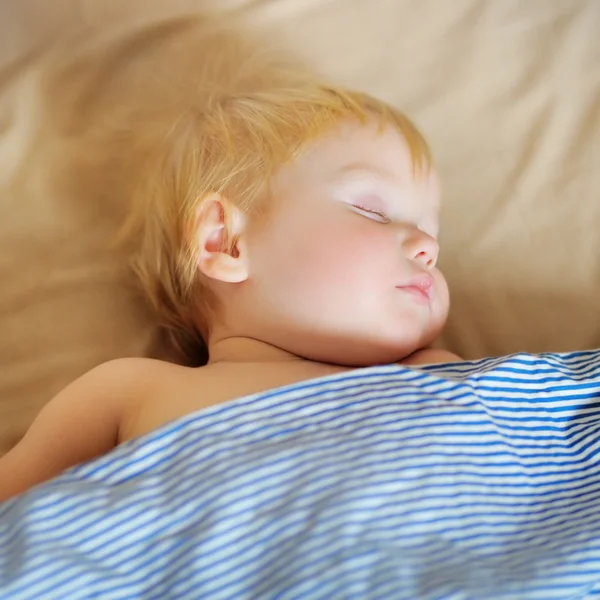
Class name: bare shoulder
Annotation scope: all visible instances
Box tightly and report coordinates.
[401,348,463,366]
[82,357,186,389]
[96,357,197,442]
[0,357,189,500]
[71,358,189,432]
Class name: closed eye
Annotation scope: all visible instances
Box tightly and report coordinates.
[350,204,391,224]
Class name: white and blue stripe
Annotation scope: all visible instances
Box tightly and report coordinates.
[2,351,600,598]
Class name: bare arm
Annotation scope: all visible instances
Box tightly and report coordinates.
[0,359,140,502]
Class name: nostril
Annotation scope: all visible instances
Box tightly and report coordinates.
[415,251,433,268]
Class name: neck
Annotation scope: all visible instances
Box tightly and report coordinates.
[207,335,305,365]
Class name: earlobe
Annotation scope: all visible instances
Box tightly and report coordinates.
[194,194,249,284]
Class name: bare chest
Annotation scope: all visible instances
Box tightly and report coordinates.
[121,361,348,442]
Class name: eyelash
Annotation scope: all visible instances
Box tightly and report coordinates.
[351,204,391,224]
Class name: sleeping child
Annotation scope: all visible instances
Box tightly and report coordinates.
[0,17,461,501]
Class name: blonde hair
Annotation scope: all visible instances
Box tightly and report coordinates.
[112,17,432,363]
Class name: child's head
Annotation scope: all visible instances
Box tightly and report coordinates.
[124,70,448,367]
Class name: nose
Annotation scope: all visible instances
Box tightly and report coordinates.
[402,228,439,269]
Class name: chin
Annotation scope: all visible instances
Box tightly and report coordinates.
[279,318,447,368]
[300,337,433,369]
[361,328,445,367]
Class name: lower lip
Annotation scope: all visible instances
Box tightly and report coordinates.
[398,286,432,304]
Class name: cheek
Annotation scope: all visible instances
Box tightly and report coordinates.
[281,218,394,298]
[248,201,399,314]
[431,269,450,318]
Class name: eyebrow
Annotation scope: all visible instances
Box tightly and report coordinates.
[338,162,398,182]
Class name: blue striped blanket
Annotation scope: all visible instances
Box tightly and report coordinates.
[2,351,600,599]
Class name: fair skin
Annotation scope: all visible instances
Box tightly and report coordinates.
[0,119,460,501]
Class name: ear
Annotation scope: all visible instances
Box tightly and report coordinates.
[193,193,249,284]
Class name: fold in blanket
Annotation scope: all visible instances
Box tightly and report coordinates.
[2,351,600,598]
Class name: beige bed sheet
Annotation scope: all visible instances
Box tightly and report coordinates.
[0,0,599,455]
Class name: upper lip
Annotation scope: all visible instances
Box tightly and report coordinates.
[396,274,435,299]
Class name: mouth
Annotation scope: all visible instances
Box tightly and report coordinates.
[396,274,434,305]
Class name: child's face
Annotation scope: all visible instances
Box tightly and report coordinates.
[241,119,449,366]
